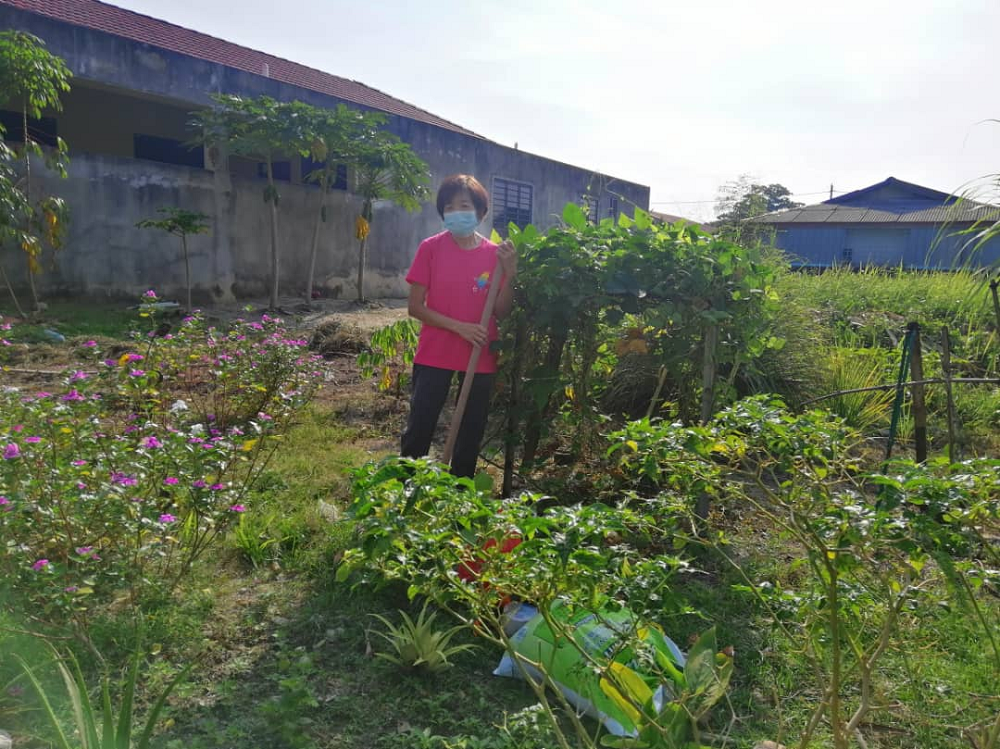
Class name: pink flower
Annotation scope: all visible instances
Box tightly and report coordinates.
[62,390,85,402]
[31,559,50,571]
[0,496,9,506]
[83,340,97,348]
[158,513,176,523]
[143,289,157,299]
[76,482,86,490]
[12,425,22,433]
[71,459,87,466]
[129,369,145,378]
[141,436,162,449]
[192,479,207,488]
[111,472,137,487]
[3,443,20,460]
[25,436,41,443]
[127,353,144,362]
[76,546,93,555]
[210,483,225,491]
[34,392,51,399]
[64,585,78,593]
[163,477,179,485]
[228,504,246,513]
[70,370,90,380]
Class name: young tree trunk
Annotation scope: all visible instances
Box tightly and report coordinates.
[357,235,369,303]
[266,160,280,310]
[182,233,191,312]
[305,179,330,304]
[0,262,26,318]
[22,104,39,312]
[520,332,568,471]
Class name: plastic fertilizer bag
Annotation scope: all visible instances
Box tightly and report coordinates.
[493,600,686,737]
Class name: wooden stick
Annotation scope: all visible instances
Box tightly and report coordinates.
[941,326,959,462]
[699,324,718,425]
[907,323,927,463]
[441,263,504,466]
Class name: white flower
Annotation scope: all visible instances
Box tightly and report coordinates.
[169,399,189,414]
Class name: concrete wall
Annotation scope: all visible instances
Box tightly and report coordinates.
[0,5,650,300]
[0,151,457,301]
[776,224,1000,269]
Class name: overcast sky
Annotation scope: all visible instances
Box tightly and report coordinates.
[112,0,1000,220]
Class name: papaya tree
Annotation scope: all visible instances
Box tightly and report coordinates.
[191,95,302,310]
[0,30,71,312]
[352,129,430,302]
[136,208,210,311]
[297,102,387,304]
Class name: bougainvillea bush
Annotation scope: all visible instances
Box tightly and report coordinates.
[0,295,322,633]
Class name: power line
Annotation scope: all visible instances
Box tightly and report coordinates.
[650,189,843,206]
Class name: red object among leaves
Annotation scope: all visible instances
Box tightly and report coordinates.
[457,535,522,583]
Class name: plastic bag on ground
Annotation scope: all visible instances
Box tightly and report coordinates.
[493,600,686,737]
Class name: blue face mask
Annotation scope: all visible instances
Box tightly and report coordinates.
[443,210,480,237]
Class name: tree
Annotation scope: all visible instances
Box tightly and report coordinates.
[0,31,71,312]
[715,175,802,244]
[191,95,302,310]
[297,103,387,304]
[136,208,211,311]
[352,130,430,302]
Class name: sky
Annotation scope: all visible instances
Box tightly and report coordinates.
[110,0,1000,221]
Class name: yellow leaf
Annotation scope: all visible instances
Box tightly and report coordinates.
[241,439,258,452]
[626,440,639,452]
[118,353,131,367]
[355,215,370,240]
[826,550,837,560]
[564,385,575,400]
[60,427,72,434]
[76,587,94,595]
[599,662,652,726]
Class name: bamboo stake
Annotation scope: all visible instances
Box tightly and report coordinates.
[442,263,504,466]
[697,324,718,520]
[990,278,1000,334]
[907,323,927,463]
[941,326,959,462]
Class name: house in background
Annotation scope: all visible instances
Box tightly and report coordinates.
[755,177,1000,269]
[0,0,649,301]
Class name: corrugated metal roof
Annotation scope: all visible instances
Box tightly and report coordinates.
[2,0,485,139]
[757,177,1000,225]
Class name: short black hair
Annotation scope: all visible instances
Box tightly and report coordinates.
[436,174,489,220]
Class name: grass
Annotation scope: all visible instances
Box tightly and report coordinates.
[0,299,139,341]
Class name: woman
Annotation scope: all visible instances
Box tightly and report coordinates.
[400,174,517,478]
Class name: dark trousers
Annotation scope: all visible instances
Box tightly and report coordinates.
[400,364,495,479]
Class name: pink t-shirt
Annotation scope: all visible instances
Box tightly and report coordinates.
[406,231,502,374]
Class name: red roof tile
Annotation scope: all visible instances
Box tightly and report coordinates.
[2,0,483,138]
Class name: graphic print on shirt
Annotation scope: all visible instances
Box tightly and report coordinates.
[472,271,490,293]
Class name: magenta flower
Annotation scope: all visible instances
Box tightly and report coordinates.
[35,392,51,399]
[158,513,176,523]
[62,390,85,402]
[228,504,246,513]
[192,479,207,488]
[127,353,144,362]
[12,424,22,432]
[71,459,87,466]
[141,436,162,449]
[31,559,50,571]
[76,546,93,555]
[111,472,137,487]
[64,585,78,593]
[129,369,145,378]
[83,340,97,348]
[76,482,86,490]
[210,483,225,491]
[3,443,20,460]
[70,370,90,380]
[163,477,179,486]
[103,359,116,367]
[143,289,157,299]
[25,436,41,443]
[0,496,9,506]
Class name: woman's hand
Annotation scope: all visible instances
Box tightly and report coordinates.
[497,239,517,280]
[453,321,488,347]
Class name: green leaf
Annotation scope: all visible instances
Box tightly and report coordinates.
[634,207,652,230]
[563,202,588,230]
[15,655,75,749]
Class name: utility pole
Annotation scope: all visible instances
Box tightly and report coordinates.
[830,183,834,200]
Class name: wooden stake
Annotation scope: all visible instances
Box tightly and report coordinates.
[990,278,1000,334]
[907,323,927,463]
[442,263,504,466]
[699,324,718,426]
[941,326,959,462]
